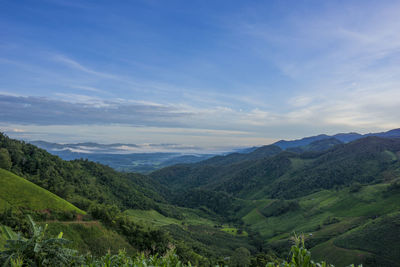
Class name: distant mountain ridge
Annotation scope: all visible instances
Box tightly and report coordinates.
[29,140,216,154]
[273,128,400,149]
[29,140,217,173]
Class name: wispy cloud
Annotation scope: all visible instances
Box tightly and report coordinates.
[70,85,107,94]
[52,54,117,79]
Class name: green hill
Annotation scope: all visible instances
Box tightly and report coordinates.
[0,168,84,214]
[0,132,171,213]
[152,137,400,265]
[153,137,400,200]
[2,132,400,266]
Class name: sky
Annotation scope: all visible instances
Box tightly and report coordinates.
[1,0,400,150]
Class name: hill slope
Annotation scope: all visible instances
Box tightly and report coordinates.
[0,168,84,214]
[154,137,400,200]
[0,133,171,213]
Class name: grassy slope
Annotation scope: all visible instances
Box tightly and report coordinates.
[0,168,137,257]
[0,168,85,214]
[125,207,240,232]
[239,182,400,266]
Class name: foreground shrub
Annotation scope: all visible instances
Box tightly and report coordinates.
[266,233,362,267]
[1,217,364,267]
[0,216,82,266]
[84,249,186,267]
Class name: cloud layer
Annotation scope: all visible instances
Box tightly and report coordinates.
[1,1,400,146]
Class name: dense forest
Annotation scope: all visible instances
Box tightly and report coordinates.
[1,132,400,266]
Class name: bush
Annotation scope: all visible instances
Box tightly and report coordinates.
[0,216,83,266]
[266,233,362,267]
[349,182,362,193]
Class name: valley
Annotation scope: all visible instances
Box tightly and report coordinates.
[1,131,400,266]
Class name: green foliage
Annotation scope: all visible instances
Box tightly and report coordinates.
[322,217,340,226]
[385,180,400,195]
[172,189,236,217]
[45,222,136,257]
[334,212,400,266]
[161,223,255,265]
[89,203,171,255]
[0,133,167,212]
[349,182,362,193]
[0,208,31,235]
[0,148,12,170]
[0,215,83,266]
[1,217,187,267]
[83,248,186,267]
[266,234,361,267]
[2,133,400,266]
[154,136,400,200]
[259,200,300,217]
[230,247,251,266]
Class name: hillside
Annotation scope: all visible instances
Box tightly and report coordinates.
[2,132,400,266]
[152,136,400,265]
[0,168,84,214]
[0,133,258,264]
[153,137,400,200]
[150,144,282,191]
[0,133,171,213]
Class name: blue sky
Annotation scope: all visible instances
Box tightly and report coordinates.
[1,0,400,149]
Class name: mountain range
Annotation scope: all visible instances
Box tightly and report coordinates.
[28,128,400,173]
[1,129,400,266]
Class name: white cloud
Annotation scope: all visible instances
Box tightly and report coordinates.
[52,54,116,79]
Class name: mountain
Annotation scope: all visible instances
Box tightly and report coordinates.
[366,128,400,138]
[274,134,331,150]
[153,135,400,265]
[151,145,282,191]
[2,131,400,266]
[273,128,400,149]
[154,136,400,199]
[287,137,343,153]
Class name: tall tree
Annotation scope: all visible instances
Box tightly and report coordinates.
[0,148,12,170]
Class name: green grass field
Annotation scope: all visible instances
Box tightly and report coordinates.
[221,226,248,236]
[125,207,216,227]
[0,168,85,214]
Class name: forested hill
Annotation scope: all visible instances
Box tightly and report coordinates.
[149,135,400,266]
[0,133,170,212]
[272,128,400,149]
[2,132,400,265]
[152,136,400,199]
